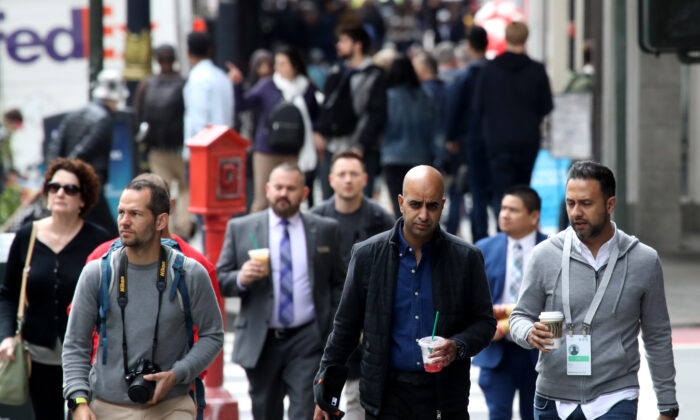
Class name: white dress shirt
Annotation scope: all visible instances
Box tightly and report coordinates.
[556,222,639,419]
[503,230,538,304]
[183,58,234,145]
[267,209,315,329]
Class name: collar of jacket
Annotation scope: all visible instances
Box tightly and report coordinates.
[388,217,444,251]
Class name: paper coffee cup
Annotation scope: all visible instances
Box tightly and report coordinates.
[539,311,564,349]
[418,336,445,373]
[248,248,270,276]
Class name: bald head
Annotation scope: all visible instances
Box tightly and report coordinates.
[398,166,445,247]
[402,166,445,198]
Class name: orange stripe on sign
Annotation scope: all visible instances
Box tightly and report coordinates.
[81,8,90,57]
[103,26,113,36]
[104,49,115,59]
[103,5,112,16]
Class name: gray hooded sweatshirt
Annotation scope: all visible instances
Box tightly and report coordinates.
[509,227,677,411]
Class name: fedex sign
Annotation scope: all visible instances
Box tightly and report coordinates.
[0,8,88,64]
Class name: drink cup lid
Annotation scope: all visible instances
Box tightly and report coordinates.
[539,311,564,321]
[418,336,445,348]
[248,248,270,256]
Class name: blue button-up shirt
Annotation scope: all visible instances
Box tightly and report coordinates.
[389,224,436,372]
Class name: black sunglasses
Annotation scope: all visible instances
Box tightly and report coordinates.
[46,182,81,196]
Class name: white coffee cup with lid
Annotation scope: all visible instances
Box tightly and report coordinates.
[539,311,564,349]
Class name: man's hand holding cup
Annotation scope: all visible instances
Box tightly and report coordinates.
[527,322,555,353]
[240,248,270,287]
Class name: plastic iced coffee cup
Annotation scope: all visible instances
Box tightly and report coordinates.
[248,248,270,276]
[539,311,564,349]
[418,336,445,373]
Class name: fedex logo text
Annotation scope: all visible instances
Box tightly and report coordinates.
[0,9,88,64]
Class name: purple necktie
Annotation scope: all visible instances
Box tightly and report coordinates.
[278,219,294,326]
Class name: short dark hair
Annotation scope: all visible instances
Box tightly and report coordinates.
[134,173,170,196]
[276,45,308,77]
[187,31,212,58]
[43,158,101,216]
[338,25,371,55]
[504,185,541,213]
[567,161,616,200]
[154,44,176,63]
[386,54,420,89]
[331,150,365,172]
[269,162,304,182]
[124,179,170,217]
[468,26,488,52]
[3,109,22,124]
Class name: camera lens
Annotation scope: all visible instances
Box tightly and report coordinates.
[127,376,156,404]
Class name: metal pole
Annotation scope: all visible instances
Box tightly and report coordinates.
[89,0,104,98]
[614,0,627,231]
[215,0,237,69]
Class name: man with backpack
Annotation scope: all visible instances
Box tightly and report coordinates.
[63,179,223,420]
[133,44,193,240]
[315,25,387,199]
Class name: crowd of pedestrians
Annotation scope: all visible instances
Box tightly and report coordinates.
[0,12,681,420]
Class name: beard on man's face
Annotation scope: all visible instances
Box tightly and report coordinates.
[271,197,299,219]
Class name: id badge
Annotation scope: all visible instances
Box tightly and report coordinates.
[566,335,591,376]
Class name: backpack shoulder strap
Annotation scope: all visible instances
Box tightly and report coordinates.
[167,250,206,420]
[97,239,123,364]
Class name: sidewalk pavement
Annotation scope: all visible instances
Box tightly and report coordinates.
[658,254,700,327]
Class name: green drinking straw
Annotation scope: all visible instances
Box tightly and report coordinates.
[429,311,440,355]
[249,233,260,249]
[431,311,440,341]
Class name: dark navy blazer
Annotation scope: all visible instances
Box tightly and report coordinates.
[472,231,547,369]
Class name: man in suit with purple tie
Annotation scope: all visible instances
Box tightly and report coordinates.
[473,185,546,420]
[217,163,346,420]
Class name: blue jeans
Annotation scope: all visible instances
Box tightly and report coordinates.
[533,395,638,420]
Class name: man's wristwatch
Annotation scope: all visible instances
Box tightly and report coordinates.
[660,407,679,419]
[67,396,88,411]
[454,340,467,360]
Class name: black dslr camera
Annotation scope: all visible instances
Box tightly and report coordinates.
[125,358,161,403]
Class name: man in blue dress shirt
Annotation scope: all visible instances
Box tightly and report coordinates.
[314,165,496,419]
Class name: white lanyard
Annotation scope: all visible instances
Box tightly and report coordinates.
[561,228,619,336]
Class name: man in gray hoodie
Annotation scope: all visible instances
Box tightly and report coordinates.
[509,161,679,420]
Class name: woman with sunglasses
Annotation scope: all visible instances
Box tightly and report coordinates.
[0,158,111,419]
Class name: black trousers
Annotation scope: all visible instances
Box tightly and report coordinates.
[245,322,322,420]
[366,372,468,420]
[29,361,65,420]
[383,165,413,218]
[488,151,538,217]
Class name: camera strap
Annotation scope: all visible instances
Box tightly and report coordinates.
[117,246,168,376]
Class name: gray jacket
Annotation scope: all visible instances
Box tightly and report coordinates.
[216,211,346,369]
[63,246,224,404]
[509,227,677,411]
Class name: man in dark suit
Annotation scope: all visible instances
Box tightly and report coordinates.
[473,185,546,420]
[217,163,346,420]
